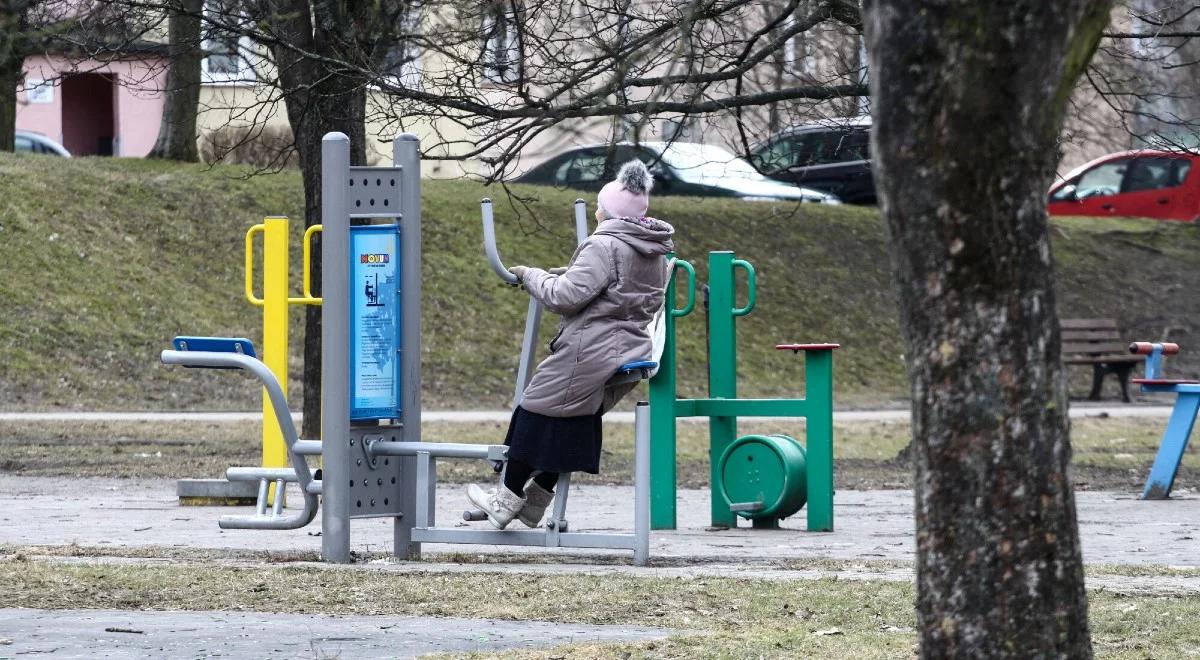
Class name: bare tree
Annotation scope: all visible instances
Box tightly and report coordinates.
[863,0,1111,655]
[147,0,202,161]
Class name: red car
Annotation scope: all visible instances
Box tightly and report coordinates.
[1048,150,1200,222]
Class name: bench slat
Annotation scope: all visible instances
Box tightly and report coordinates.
[1061,318,1118,330]
[1064,355,1142,364]
[1060,333,1123,343]
[1062,342,1130,355]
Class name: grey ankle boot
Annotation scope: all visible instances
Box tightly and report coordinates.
[517,481,555,528]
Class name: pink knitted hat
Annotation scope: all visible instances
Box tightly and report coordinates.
[597,160,654,219]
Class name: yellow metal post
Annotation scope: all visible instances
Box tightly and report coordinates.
[261,217,290,475]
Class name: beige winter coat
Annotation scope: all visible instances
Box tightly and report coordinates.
[518,216,675,417]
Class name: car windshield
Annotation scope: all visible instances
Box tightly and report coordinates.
[658,144,766,183]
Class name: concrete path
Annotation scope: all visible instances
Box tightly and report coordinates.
[2,475,1197,568]
[0,403,1176,424]
[0,608,671,659]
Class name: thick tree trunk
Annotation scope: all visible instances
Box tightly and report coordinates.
[862,1,1111,656]
[0,61,19,152]
[269,40,368,438]
[148,0,203,162]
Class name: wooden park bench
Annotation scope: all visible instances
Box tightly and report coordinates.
[1062,318,1142,402]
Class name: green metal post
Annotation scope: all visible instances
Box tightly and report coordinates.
[707,251,738,528]
[649,257,694,530]
[804,349,835,531]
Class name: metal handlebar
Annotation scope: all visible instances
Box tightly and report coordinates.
[244,224,266,307]
[573,199,589,244]
[481,198,519,284]
[669,258,697,318]
[731,258,757,317]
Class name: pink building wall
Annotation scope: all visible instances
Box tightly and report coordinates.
[16,54,167,156]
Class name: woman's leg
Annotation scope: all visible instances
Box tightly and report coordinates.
[502,459,536,496]
[532,470,559,492]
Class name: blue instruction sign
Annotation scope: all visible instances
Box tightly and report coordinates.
[349,225,402,420]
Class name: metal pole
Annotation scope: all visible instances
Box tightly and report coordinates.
[573,199,589,244]
[395,133,423,558]
[261,217,289,506]
[706,251,738,528]
[649,262,679,530]
[633,401,651,565]
[805,349,835,531]
[320,132,352,563]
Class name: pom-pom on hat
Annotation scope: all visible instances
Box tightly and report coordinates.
[597,160,654,219]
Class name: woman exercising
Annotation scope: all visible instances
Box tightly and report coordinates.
[467,160,674,529]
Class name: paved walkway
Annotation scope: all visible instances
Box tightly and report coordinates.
[0,403,1176,424]
[0,608,671,659]
[2,475,1197,568]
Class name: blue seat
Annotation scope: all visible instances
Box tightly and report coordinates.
[607,360,658,386]
[171,336,257,368]
[617,360,657,375]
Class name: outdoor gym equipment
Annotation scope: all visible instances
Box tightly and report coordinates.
[161,132,652,565]
[1129,341,1199,499]
[647,251,837,532]
[243,217,321,499]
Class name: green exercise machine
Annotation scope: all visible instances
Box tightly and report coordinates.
[648,250,837,532]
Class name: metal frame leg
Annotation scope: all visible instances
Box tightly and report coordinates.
[395,455,420,559]
[547,473,571,546]
[1143,391,1200,499]
[633,401,650,566]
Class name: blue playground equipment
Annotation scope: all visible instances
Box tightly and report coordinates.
[1130,341,1199,499]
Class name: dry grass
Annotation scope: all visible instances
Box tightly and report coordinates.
[0,553,1197,658]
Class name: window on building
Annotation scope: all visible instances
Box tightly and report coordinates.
[202,0,252,84]
[482,2,521,84]
[383,4,423,90]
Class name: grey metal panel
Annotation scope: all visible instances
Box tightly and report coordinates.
[396,134,422,448]
[348,428,405,519]
[321,133,353,562]
[346,166,404,218]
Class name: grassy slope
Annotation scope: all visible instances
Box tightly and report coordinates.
[2,153,1199,410]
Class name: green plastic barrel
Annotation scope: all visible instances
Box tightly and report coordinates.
[718,434,808,520]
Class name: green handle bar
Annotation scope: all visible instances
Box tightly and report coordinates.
[670,259,696,318]
[731,258,756,317]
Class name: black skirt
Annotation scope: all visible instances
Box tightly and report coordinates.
[503,406,604,474]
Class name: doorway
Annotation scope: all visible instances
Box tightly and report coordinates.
[61,73,117,156]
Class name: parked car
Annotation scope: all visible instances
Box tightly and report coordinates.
[749,116,875,204]
[1048,150,1200,222]
[15,130,71,157]
[514,142,840,203]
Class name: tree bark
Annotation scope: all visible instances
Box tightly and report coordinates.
[862,1,1111,656]
[0,0,29,152]
[148,0,203,162]
[259,0,371,439]
[0,59,20,152]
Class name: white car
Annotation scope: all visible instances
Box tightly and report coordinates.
[15,130,71,157]
[516,141,841,203]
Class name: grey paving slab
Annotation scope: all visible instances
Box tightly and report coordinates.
[2,475,1198,568]
[0,608,670,659]
[0,403,1175,424]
